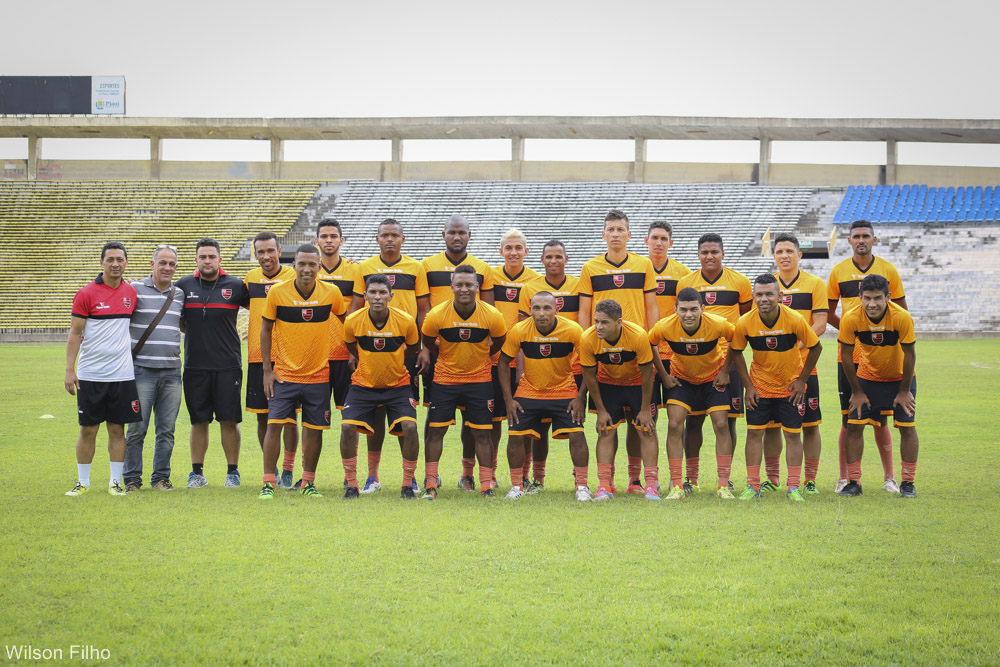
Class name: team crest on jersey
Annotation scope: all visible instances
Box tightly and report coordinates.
[221,289,232,300]
[705,292,717,305]
[872,332,884,344]
[387,274,396,287]
[264,284,272,294]
[487,399,495,412]
[555,296,564,311]
[409,398,418,409]
[324,410,331,424]
[506,287,518,301]
[609,352,622,364]
[302,308,313,321]
[809,397,819,410]
[374,337,385,350]
[797,403,806,416]
[656,281,666,295]
[122,297,132,309]
[781,294,792,307]
[766,336,778,350]
[715,384,727,392]
[131,400,140,413]
[459,328,471,340]
[686,343,699,355]
[613,275,625,288]
[650,404,657,418]
[539,344,551,357]
[732,397,742,411]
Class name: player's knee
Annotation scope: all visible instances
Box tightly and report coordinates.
[400,420,417,437]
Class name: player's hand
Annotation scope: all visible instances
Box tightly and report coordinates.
[848,391,870,418]
[263,367,276,400]
[568,396,587,424]
[633,407,656,433]
[744,386,760,411]
[64,370,79,395]
[788,379,807,405]
[712,370,730,389]
[893,390,916,417]
[595,409,613,432]
[348,354,358,372]
[662,374,681,389]
[416,349,431,374]
[506,400,523,426]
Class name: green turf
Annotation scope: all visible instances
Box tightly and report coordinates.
[1,340,998,665]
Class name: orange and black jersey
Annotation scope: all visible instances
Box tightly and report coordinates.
[244,264,296,363]
[518,274,581,322]
[676,267,752,327]
[652,257,692,359]
[579,320,654,386]
[649,312,734,385]
[827,255,905,363]
[421,251,495,307]
[262,279,346,384]
[579,252,657,328]
[775,269,827,375]
[317,258,359,361]
[422,300,507,385]
[732,305,820,398]
[838,301,915,382]
[352,254,429,318]
[492,265,541,367]
[501,316,583,400]
[343,306,420,389]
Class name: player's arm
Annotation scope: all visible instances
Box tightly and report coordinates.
[634,363,656,432]
[811,311,829,338]
[577,295,592,329]
[731,348,758,410]
[480,284,495,305]
[790,342,822,405]
[489,334,506,357]
[350,294,365,314]
[839,341,869,415]
[714,347,733,388]
[260,318,276,399]
[581,365,611,431]
[643,292,659,331]
[497,351,523,425]
[649,345,675,388]
[64,317,86,395]
[739,301,752,315]
[827,298,842,329]
[345,340,359,360]
[416,295,430,333]
[893,296,908,311]
[895,344,916,416]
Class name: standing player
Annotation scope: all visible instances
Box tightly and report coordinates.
[421,214,496,491]
[730,275,822,501]
[257,245,346,499]
[676,233,752,492]
[648,288,735,500]
[827,220,907,493]
[243,231,299,488]
[580,299,661,501]
[498,291,591,501]
[341,274,424,499]
[578,210,659,493]
[418,265,507,499]
[174,238,250,489]
[838,274,918,498]
[645,221,692,415]
[761,233,828,494]
[350,218,430,494]
[64,242,140,496]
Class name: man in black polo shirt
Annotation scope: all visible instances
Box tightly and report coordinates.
[175,238,250,489]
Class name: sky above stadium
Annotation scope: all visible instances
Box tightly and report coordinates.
[5,0,999,165]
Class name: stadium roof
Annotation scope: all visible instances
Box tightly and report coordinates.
[2,116,1000,143]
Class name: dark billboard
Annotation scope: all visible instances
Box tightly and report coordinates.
[0,76,125,115]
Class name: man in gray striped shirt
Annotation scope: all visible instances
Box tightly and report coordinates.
[124,245,185,491]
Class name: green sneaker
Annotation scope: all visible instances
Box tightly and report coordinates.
[716,485,735,500]
[760,480,780,493]
[804,480,819,495]
[664,485,685,501]
[682,478,700,493]
[258,482,275,500]
[421,487,438,500]
[65,482,90,497]
[299,482,323,497]
[738,485,762,501]
[787,487,805,502]
[108,481,127,496]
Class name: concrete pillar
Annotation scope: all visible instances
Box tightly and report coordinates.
[149,136,162,181]
[758,136,771,186]
[885,139,898,186]
[270,138,284,180]
[633,137,647,183]
[27,136,42,181]
[391,138,404,181]
[511,136,524,181]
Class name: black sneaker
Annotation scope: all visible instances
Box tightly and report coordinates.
[899,481,916,498]
[343,477,349,489]
[343,486,360,500]
[401,486,417,500]
[481,487,494,498]
[292,478,303,491]
[839,480,863,496]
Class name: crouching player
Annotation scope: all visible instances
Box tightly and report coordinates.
[498,291,591,501]
[340,275,424,499]
[838,274,918,497]
[731,274,821,501]
[580,299,661,501]
[648,287,736,500]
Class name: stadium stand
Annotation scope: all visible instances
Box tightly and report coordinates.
[835,184,1000,223]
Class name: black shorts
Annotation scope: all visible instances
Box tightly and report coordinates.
[428,381,493,430]
[183,368,243,425]
[727,366,744,418]
[666,376,730,416]
[342,385,418,436]
[246,362,268,413]
[77,379,142,427]
[747,396,805,433]
[652,359,671,408]
[766,374,821,428]
[849,377,917,428]
[508,396,584,440]
[269,381,331,431]
[590,382,656,428]
[329,360,352,410]
[492,365,518,421]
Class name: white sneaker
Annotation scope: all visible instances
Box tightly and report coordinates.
[505,486,525,500]
[575,486,593,502]
[360,476,381,494]
[883,478,900,493]
[834,478,849,493]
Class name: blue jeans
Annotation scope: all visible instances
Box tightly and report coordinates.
[124,366,182,485]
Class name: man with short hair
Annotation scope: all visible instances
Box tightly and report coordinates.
[827,219,908,493]
[315,218,359,415]
[123,244,185,492]
[580,299,661,501]
[418,265,507,499]
[243,231,299,488]
[730,274,822,501]
[838,274,919,498]
[64,242,140,496]
[174,238,250,489]
[257,245,347,499]
[341,274,425,499]
[645,221,692,413]
[676,233,752,492]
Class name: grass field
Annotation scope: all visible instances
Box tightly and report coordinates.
[1,340,999,665]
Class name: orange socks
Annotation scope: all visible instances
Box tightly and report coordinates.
[342,457,358,488]
[511,467,524,489]
[765,456,781,485]
[367,451,381,481]
[479,467,494,492]
[838,428,848,479]
[901,460,917,483]
[424,461,440,489]
[597,463,614,490]
[533,459,546,485]
[716,454,732,488]
[402,459,417,488]
[627,456,642,483]
[786,465,801,490]
[874,424,895,480]
[522,451,532,481]
[804,457,820,483]
[746,464,761,488]
[686,457,699,486]
[302,471,315,484]
[262,472,277,484]
[643,466,658,490]
[461,458,475,478]
[573,466,588,488]
[668,458,683,488]
[847,460,862,482]
[282,449,296,473]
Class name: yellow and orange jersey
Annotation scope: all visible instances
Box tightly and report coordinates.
[775,269,828,375]
[244,264,296,363]
[518,274,581,322]
[838,301,915,382]
[421,251,495,307]
[732,305,820,398]
[827,255,905,363]
[649,312,734,384]
[317,258,359,361]
[343,306,420,389]
[352,254,429,318]
[579,320,653,386]
[262,279,345,384]
[676,267,752,355]
[651,256,692,359]
[578,252,658,328]
[501,316,583,400]
[491,264,541,367]
[422,300,507,385]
